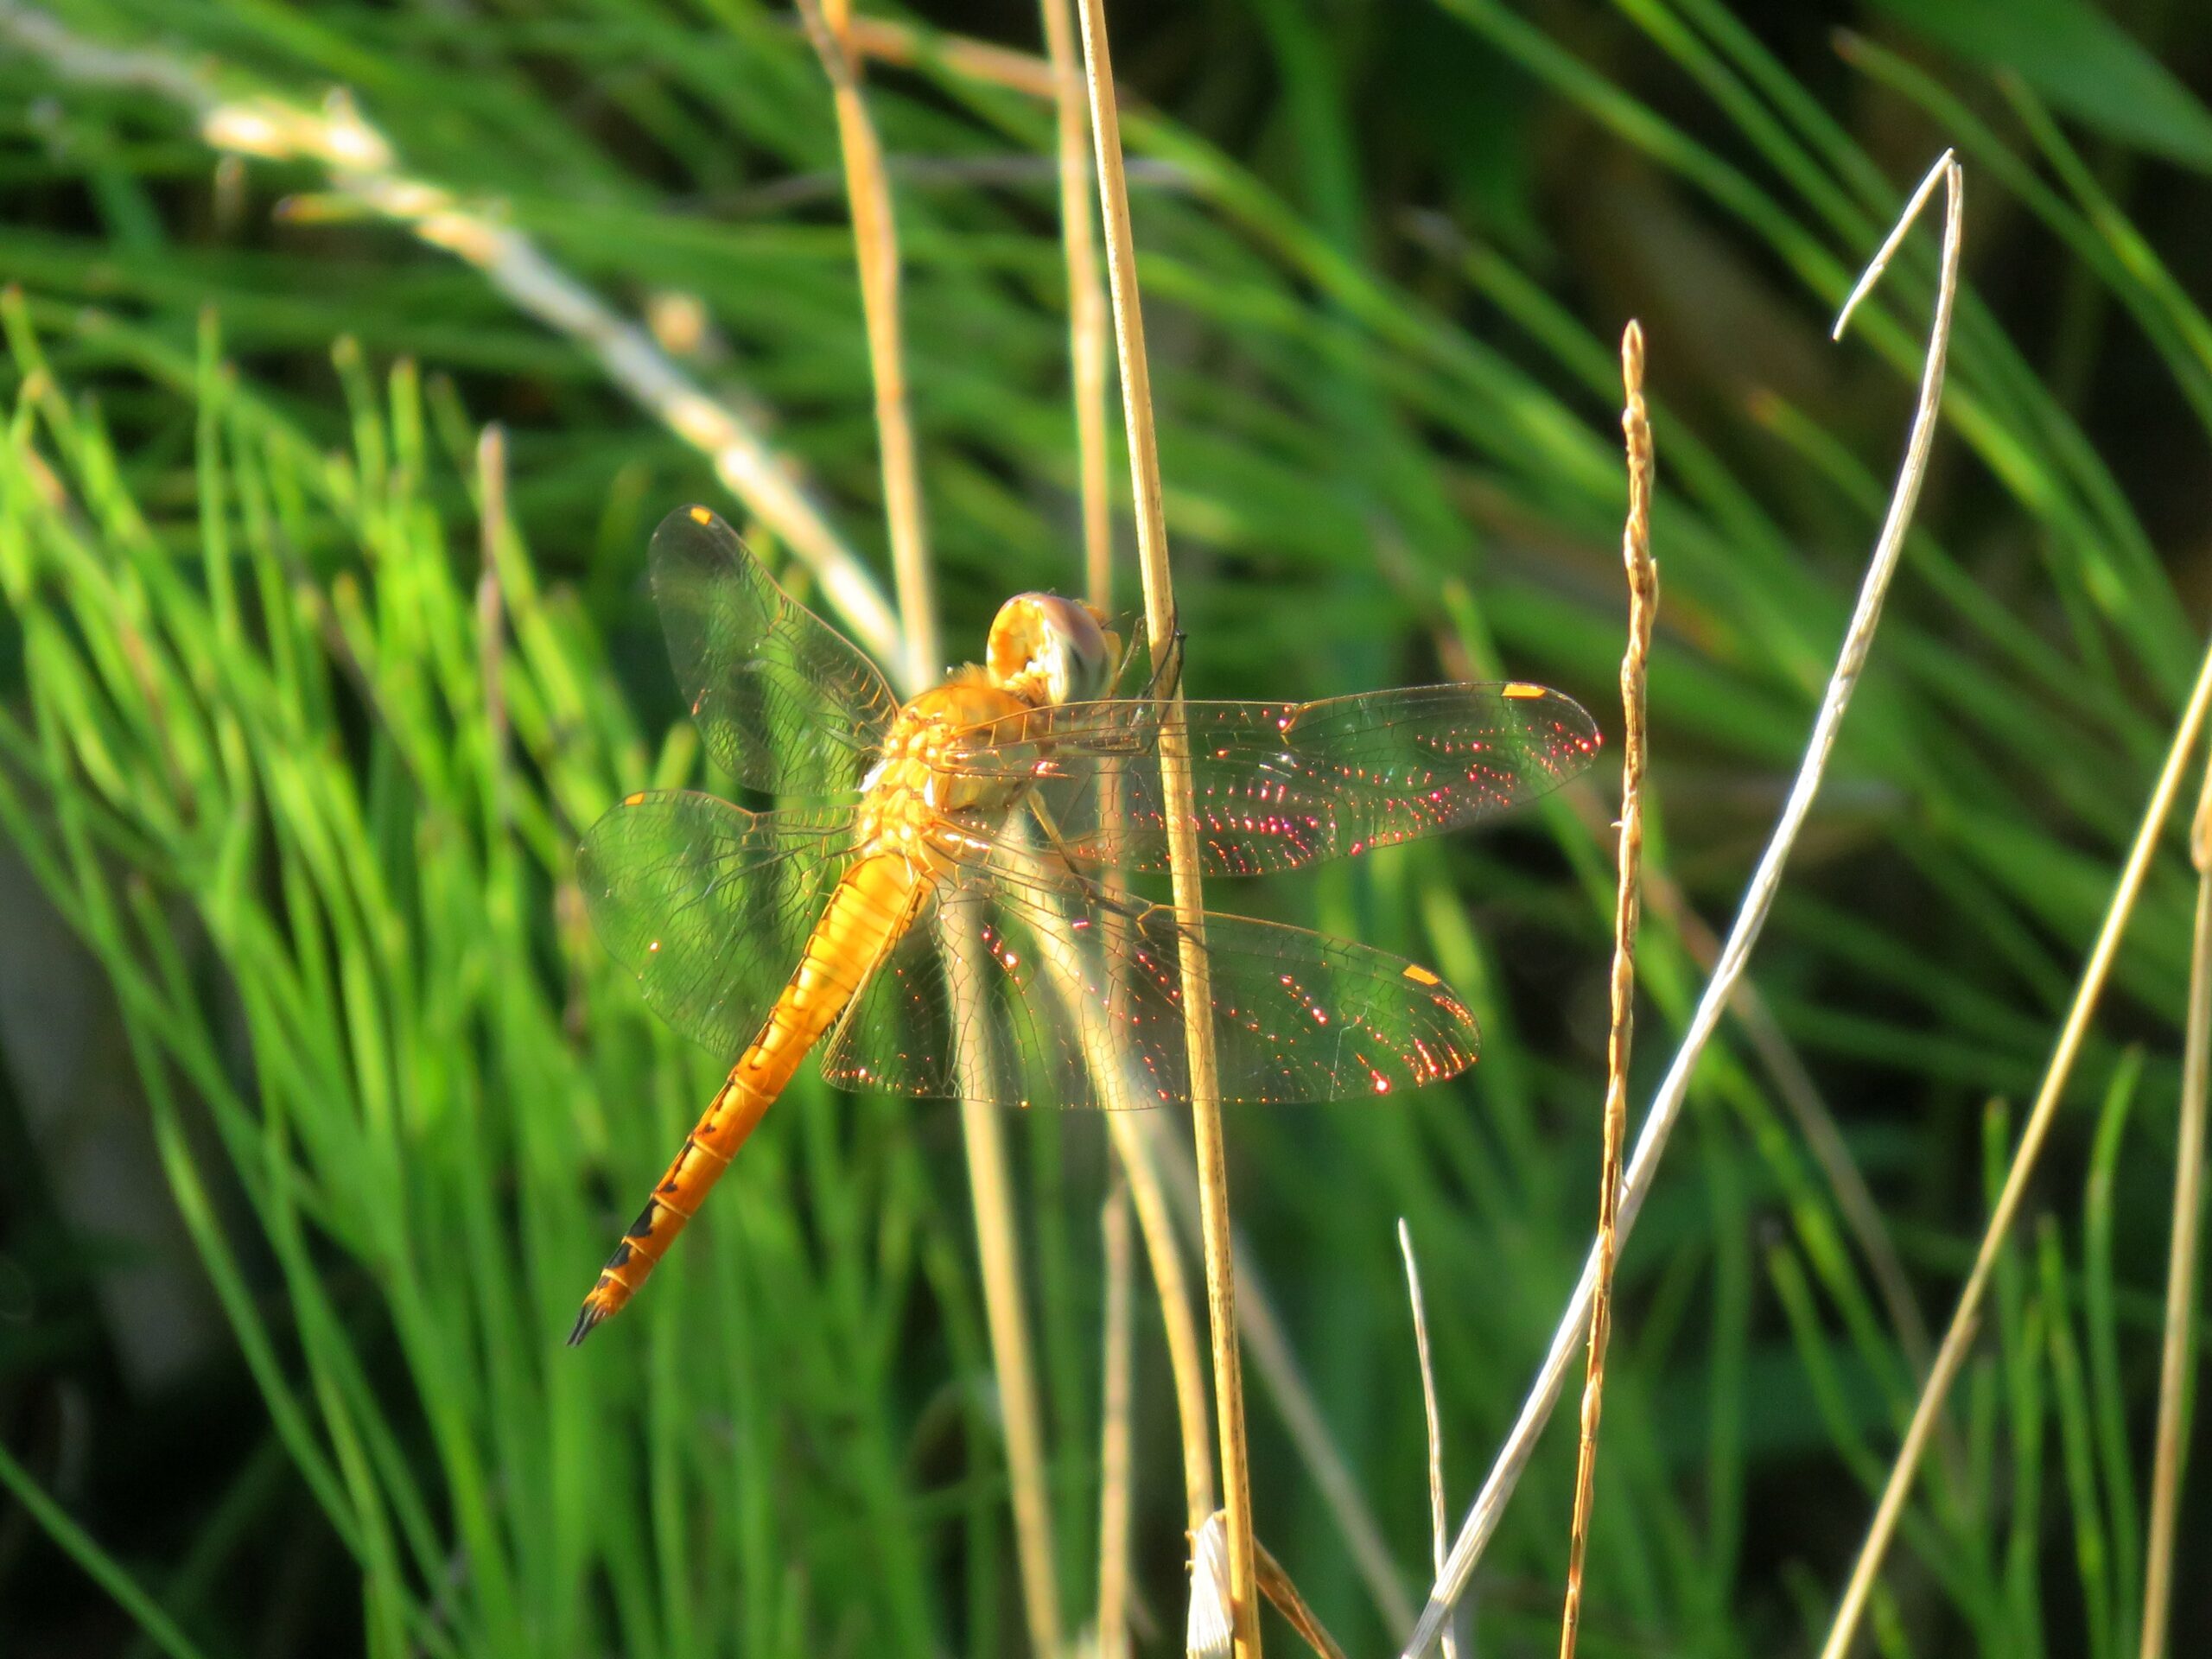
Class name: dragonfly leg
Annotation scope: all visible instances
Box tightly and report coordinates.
[1024,795,1147,921]
[1141,617,1185,703]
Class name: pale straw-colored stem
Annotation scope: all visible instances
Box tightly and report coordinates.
[798,0,938,688]
[1815,182,2212,1658]
[1037,0,1115,607]
[1071,3,1254,1654]
[1097,1183,1135,1659]
[792,10,1058,1654]
[1556,321,1657,1659]
[1398,1221,1458,1659]
[1154,1116,1414,1635]
[844,13,1060,100]
[1040,0,1215,1554]
[1404,151,1963,1659]
[957,1084,1065,1659]
[1016,881,1221,1549]
[1110,1110,1217,1535]
[1821,612,2212,1659]
[2139,750,2212,1659]
[1038,0,1214,1546]
[0,2,905,672]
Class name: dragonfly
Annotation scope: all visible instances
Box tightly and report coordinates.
[568,505,1599,1343]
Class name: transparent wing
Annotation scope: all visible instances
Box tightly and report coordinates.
[578,791,862,1055]
[649,505,899,795]
[931,683,1597,877]
[817,824,1479,1108]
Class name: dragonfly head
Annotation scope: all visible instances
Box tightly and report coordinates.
[986,594,1117,707]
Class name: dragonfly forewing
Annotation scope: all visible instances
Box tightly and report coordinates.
[934,683,1599,878]
[650,506,900,795]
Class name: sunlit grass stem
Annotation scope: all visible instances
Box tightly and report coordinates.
[1398,1222,1456,1659]
[794,9,1061,1653]
[1096,1184,1135,1659]
[2138,749,2212,1659]
[1037,0,1114,612]
[796,0,938,689]
[1820,606,2212,1659]
[1072,1,1255,1653]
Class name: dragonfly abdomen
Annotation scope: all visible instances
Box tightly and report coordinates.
[568,852,926,1344]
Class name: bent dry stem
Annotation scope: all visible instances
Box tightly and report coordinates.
[1406,149,1963,1658]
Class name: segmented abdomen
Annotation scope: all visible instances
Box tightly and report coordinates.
[568,852,924,1344]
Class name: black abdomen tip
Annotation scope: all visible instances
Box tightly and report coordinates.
[567,1300,607,1347]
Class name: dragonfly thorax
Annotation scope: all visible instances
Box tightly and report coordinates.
[855,678,1033,862]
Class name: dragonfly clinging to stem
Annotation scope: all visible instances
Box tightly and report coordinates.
[568,505,1599,1343]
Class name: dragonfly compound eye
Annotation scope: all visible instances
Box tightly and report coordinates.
[986,593,1114,706]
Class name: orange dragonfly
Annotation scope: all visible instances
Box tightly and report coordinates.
[568,505,1599,1343]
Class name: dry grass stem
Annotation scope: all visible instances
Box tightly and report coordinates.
[780,15,1077,1656]
[1042,0,1205,1554]
[1831,154,1954,341]
[797,0,938,686]
[1404,150,1963,1659]
[1820,616,2212,1659]
[0,3,908,676]
[843,13,1061,101]
[1037,0,1116,606]
[1098,1184,1136,1659]
[1252,1539,1351,1659]
[1113,1111,1217,1533]
[1153,1117,1414,1634]
[2139,749,2212,1659]
[1813,161,2212,1656]
[1009,903,1217,1537]
[1072,2,1255,1654]
[957,1088,1065,1659]
[791,10,1059,1653]
[1397,1221,1457,1659]
[1556,321,1658,1659]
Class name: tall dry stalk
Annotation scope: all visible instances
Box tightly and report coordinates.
[1556,321,1658,1659]
[1821,626,2212,1658]
[1432,610,1933,1386]
[2139,750,2212,1658]
[1097,1185,1135,1659]
[1405,150,1963,1658]
[1071,1,1258,1654]
[1037,0,1114,608]
[793,10,1061,1654]
[1150,1122,1414,1633]
[1120,1117,1217,1534]
[1399,1222,1457,1659]
[1040,0,1220,1551]
[797,0,938,686]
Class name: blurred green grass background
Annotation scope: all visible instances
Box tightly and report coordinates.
[2,1,2210,1655]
